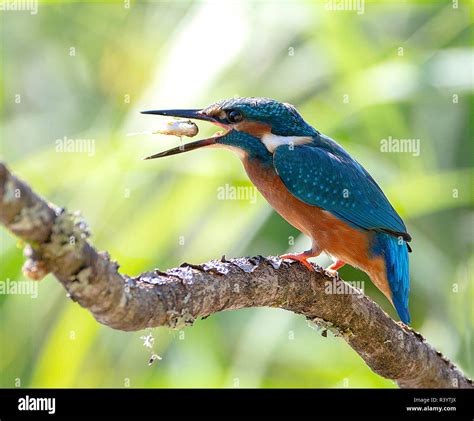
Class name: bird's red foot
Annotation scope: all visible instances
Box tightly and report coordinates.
[280,250,320,271]
[325,260,346,275]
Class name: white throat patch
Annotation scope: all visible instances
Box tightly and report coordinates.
[261,133,313,153]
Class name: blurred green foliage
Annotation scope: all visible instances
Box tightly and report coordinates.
[0,0,472,388]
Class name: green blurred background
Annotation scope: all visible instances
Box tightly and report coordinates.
[0,0,472,388]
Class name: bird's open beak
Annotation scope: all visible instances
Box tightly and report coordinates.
[140,109,229,160]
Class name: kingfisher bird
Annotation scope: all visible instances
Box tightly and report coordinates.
[142,97,412,324]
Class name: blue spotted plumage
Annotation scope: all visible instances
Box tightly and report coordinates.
[273,135,410,241]
[142,97,412,324]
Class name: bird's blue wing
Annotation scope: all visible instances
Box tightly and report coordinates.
[273,141,410,240]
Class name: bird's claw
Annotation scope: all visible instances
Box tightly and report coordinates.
[280,254,314,271]
[325,260,345,279]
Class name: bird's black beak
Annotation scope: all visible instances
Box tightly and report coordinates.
[141,109,216,122]
[140,108,229,160]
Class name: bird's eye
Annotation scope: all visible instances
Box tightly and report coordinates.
[227,110,243,123]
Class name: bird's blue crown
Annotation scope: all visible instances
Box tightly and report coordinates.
[204,97,318,137]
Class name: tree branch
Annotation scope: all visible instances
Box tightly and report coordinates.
[0,162,471,389]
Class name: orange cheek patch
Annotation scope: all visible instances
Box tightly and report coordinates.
[234,121,272,138]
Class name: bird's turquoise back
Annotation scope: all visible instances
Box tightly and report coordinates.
[273,136,410,240]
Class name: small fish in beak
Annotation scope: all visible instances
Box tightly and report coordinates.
[139,108,232,160]
[127,119,198,138]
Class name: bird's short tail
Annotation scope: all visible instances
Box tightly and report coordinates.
[373,233,411,324]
